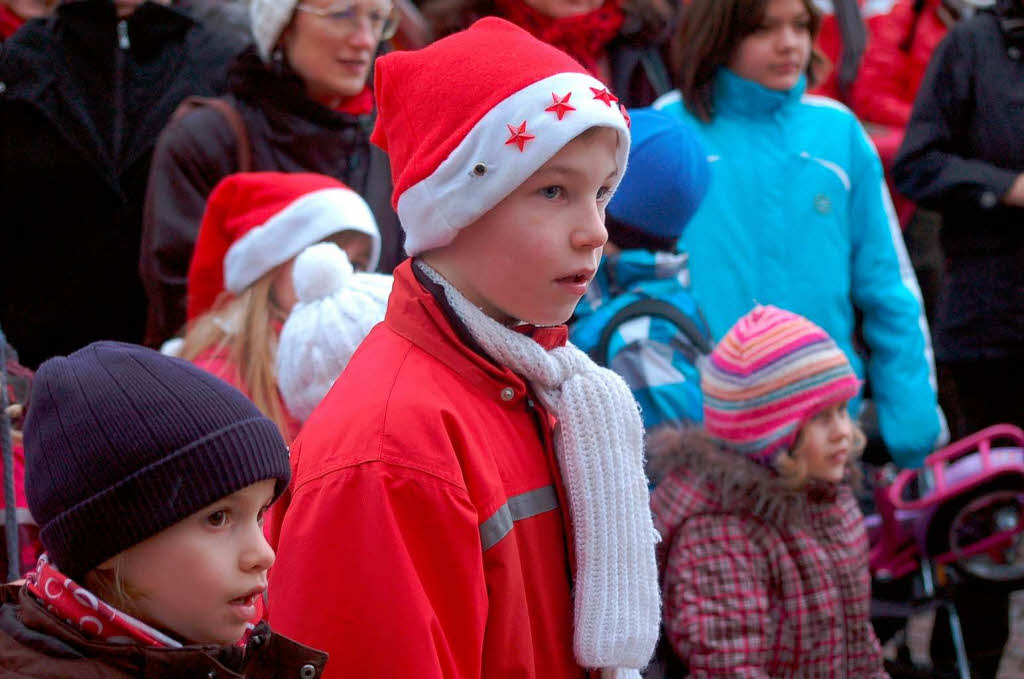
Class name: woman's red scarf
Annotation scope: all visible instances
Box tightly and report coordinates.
[25,554,258,648]
[493,0,624,77]
[335,85,375,117]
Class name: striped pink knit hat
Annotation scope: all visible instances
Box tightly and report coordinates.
[701,305,861,465]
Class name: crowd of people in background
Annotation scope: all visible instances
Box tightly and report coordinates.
[0,0,1021,676]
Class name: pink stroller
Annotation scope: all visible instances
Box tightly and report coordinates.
[867,424,1024,678]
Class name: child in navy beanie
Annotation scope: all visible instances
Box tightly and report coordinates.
[572,107,713,438]
[0,341,326,678]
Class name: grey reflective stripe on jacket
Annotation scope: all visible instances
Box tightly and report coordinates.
[480,486,560,551]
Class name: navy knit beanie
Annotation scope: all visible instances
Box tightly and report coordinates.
[23,342,291,581]
[606,107,710,251]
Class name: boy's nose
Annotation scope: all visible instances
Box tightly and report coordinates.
[242,528,277,572]
[572,206,608,250]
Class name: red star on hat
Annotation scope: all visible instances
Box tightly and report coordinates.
[545,92,576,120]
[619,104,631,129]
[590,87,618,107]
[505,121,536,152]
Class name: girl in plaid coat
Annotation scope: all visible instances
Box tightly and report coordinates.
[649,305,888,678]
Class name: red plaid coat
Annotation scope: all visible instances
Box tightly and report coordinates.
[649,430,888,678]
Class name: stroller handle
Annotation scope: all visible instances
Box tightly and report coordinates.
[889,424,1024,511]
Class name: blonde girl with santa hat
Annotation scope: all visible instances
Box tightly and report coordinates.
[180,172,382,442]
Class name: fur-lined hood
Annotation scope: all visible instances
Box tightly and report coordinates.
[648,427,825,532]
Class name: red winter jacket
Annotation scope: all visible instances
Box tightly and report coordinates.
[649,430,888,678]
[267,260,585,679]
[850,0,951,128]
[811,0,897,100]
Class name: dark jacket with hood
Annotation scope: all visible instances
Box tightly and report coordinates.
[892,0,1024,362]
[139,48,402,345]
[648,430,887,679]
[0,584,327,678]
[0,0,237,368]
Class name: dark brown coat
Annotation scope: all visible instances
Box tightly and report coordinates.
[0,585,327,679]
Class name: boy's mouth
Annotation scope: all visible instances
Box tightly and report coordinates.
[555,269,595,286]
[228,587,264,608]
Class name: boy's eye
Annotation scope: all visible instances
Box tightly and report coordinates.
[257,504,271,525]
[597,186,611,202]
[207,510,228,527]
[541,186,564,200]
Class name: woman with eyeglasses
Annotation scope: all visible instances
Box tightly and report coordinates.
[139,0,403,348]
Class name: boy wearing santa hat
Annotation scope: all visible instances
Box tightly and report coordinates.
[267,18,659,679]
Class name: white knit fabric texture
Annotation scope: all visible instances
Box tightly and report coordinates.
[417,261,660,671]
[277,244,393,421]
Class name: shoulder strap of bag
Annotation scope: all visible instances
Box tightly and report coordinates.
[588,297,713,367]
[171,96,253,172]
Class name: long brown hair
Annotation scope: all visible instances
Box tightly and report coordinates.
[180,270,291,439]
[670,0,824,122]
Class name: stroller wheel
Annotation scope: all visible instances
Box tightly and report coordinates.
[945,488,1024,589]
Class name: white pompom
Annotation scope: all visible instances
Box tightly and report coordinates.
[293,242,354,303]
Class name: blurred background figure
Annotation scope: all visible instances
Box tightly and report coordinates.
[420,0,676,107]
[657,0,945,471]
[180,172,382,443]
[0,0,239,368]
[140,0,402,348]
[0,0,56,40]
[893,4,1023,674]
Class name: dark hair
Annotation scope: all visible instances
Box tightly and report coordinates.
[670,0,824,122]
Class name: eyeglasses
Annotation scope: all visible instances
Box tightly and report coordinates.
[295,1,400,41]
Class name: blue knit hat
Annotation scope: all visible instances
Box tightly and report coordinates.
[606,108,710,251]
[24,342,291,581]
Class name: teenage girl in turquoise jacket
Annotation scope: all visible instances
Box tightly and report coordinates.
[652,0,945,468]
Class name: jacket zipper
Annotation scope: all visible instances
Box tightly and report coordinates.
[113,20,129,173]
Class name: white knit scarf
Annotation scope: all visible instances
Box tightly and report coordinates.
[417,260,660,675]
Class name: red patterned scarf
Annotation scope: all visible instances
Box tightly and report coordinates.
[492,0,625,77]
[25,555,258,648]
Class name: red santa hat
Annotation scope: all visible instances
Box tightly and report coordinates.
[371,17,631,256]
[187,172,380,321]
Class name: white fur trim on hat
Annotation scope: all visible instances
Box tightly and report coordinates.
[223,187,380,294]
[276,243,393,421]
[250,0,299,62]
[397,72,631,256]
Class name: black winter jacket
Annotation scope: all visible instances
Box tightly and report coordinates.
[139,49,402,345]
[0,0,237,368]
[892,3,1024,361]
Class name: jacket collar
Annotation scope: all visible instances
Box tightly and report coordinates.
[0,585,327,678]
[55,0,196,57]
[648,427,841,530]
[713,67,806,119]
[386,259,567,404]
